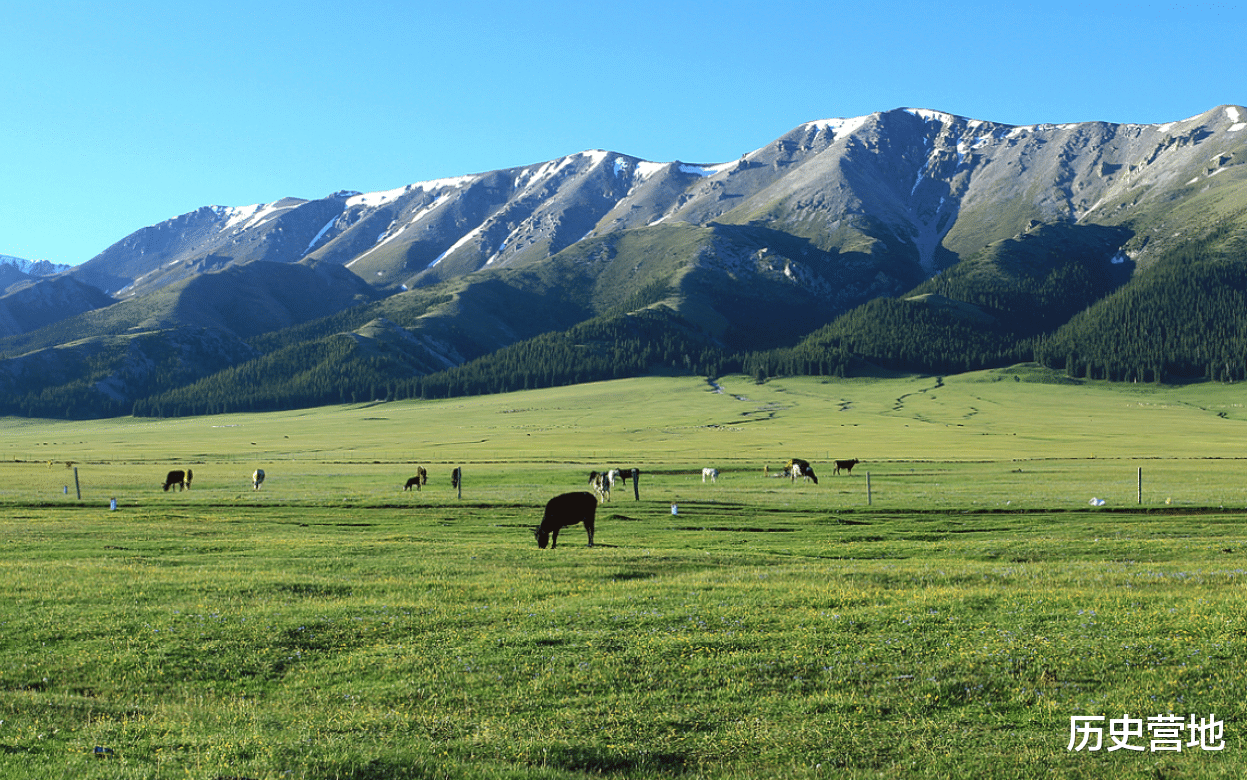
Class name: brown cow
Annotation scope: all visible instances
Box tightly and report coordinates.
[404,466,428,491]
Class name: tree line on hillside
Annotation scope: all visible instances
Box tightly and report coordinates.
[130,309,738,418]
[742,224,1131,379]
[1034,226,1247,382]
[6,221,1245,420]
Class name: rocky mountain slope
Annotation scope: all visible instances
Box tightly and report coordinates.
[3,105,1246,416]
[66,106,1247,299]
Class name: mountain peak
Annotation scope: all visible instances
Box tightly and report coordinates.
[60,103,1247,311]
[1,254,71,277]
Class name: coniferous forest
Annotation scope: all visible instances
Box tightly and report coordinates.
[1034,224,1247,382]
[128,309,736,418]
[4,218,1245,420]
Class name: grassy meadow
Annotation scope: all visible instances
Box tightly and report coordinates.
[2,366,1246,778]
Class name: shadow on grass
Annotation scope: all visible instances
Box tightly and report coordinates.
[537,744,691,775]
[302,745,691,778]
[671,525,797,533]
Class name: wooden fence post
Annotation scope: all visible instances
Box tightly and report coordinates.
[74,467,81,500]
[632,468,640,500]
[866,471,872,506]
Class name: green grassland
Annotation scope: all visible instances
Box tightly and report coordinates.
[2,367,1246,778]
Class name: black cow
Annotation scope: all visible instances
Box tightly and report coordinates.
[404,466,428,491]
[786,458,818,485]
[534,491,598,549]
[162,469,192,492]
[833,459,860,475]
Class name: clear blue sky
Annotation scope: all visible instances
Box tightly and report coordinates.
[4,0,1243,267]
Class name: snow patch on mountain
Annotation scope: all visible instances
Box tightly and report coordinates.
[633,161,670,180]
[412,175,479,193]
[222,200,301,232]
[305,218,338,253]
[347,186,411,209]
[1227,106,1245,131]
[805,115,870,137]
[429,223,486,268]
[581,150,610,167]
[348,222,413,268]
[612,157,733,181]
[514,156,580,195]
[904,108,958,125]
[1,254,70,276]
[679,162,733,177]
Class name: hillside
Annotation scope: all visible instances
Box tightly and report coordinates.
[1035,224,1247,382]
[2,105,1246,417]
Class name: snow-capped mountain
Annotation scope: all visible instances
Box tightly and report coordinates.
[4,104,1246,417]
[0,254,71,276]
[67,105,1247,305]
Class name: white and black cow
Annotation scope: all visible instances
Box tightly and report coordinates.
[252,469,266,490]
[588,470,611,501]
[787,458,818,485]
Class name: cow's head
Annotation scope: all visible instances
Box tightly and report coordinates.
[534,529,551,548]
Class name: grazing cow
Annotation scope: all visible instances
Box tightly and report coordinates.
[833,459,860,475]
[404,466,428,491]
[534,491,598,549]
[588,470,611,501]
[162,469,193,492]
[451,467,461,490]
[786,458,818,485]
[702,467,719,483]
[252,469,266,490]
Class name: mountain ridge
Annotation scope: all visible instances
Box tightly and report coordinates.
[60,104,1247,299]
[4,104,1246,417]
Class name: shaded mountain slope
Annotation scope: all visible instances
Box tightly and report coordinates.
[759,223,1136,376]
[4,105,1247,418]
[0,276,116,338]
[2,261,379,356]
[1036,222,1247,382]
[0,326,258,418]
